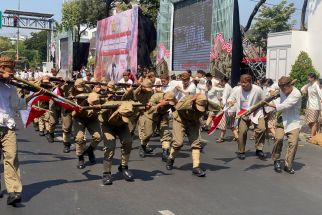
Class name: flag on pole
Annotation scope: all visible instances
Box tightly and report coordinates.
[20,94,51,128]
[208,111,225,135]
[52,87,80,112]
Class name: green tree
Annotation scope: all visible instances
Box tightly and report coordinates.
[248,0,296,50]
[0,36,14,53]
[24,31,47,63]
[290,51,319,90]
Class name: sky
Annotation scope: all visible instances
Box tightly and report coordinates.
[0,0,302,37]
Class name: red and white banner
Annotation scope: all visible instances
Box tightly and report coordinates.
[52,87,80,112]
[20,94,51,128]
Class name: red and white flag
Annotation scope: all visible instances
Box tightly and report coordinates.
[207,111,224,135]
[52,87,80,112]
[20,94,51,128]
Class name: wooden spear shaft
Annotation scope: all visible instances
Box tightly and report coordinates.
[0,71,80,108]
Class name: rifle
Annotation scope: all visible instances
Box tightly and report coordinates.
[49,77,75,84]
[81,101,146,110]
[116,83,167,88]
[69,93,124,100]
[0,70,80,109]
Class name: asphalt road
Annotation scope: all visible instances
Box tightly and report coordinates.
[1,119,322,215]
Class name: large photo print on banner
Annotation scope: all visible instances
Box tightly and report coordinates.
[95,7,138,81]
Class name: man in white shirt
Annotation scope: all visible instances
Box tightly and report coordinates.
[118,71,134,85]
[147,71,162,92]
[0,56,43,205]
[174,72,196,101]
[267,76,301,174]
[301,73,322,140]
[228,74,266,160]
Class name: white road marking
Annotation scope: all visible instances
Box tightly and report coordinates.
[158,210,175,215]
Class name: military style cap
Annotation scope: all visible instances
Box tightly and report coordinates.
[163,91,176,106]
[181,72,190,80]
[195,94,208,112]
[87,92,100,105]
[107,80,116,90]
[109,102,133,124]
[74,78,85,91]
[101,77,108,84]
[42,76,50,83]
[141,79,153,91]
[0,56,15,68]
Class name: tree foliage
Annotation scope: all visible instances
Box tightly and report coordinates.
[248,0,296,50]
[24,31,47,63]
[290,51,319,90]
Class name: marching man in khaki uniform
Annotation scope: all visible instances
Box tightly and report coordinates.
[140,91,176,161]
[0,56,43,205]
[100,102,135,185]
[69,79,102,169]
[166,94,221,177]
[266,76,302,174]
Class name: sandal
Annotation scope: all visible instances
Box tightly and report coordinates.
[216,138,224,143]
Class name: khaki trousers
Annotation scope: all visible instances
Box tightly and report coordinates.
[169,119,201,167]
[272,128,300,169]
[48,103,61,133]
[61,110,72,143]
[74,118,102,156]
[238,117,265,153]
[38,112,50,132]
[140,115,171,150]
[101,124,132,172]
[0,128,22,193]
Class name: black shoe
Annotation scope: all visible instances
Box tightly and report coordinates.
[192,167,206,177]
[284,166,295,174]
[118,165,134,181]
[166,159,174,170]
[7,192,22,206]
[145,145,154,153]
[46,133,54,143]
[274,160,282,173]
[102,172,113,185]
[39,130,45,136]
[256,150,266,160]
[162,149,169,162]
[77,156,85,169]
[139,146,146,158]
[238,153,246,160]
[63,145,70,153]
[84,145,96,164]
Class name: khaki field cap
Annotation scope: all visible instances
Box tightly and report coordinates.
[118,102,134,123]
[0,56,15,68]
[75,78,85,91]
[141,79,153,91]
[195,94,208,112]
[87,92,100,105]
[163,91,175,106]
[107,80,116,90]
[42,76,50,83]
[278,76,292,87]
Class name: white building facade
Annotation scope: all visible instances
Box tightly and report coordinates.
[267,0,322,80]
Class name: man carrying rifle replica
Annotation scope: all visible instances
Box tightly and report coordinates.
[266,76,302,174]
[0,56,44,206]
[140,91,177,161]
[68,79,102,169]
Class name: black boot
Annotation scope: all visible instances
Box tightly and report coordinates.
[284,166,295,174]
[256,150,265,160]
[238,153,246,160]
[39,130,45,136]
[274,160,282,173]
[7,192,22,206]
[139,145,154,158]
[63,142,71,153]
[77,156,85,169]
[162,149,169,162]
[192,167,206,177]
[139,146,146,158]
[166,159,174,170]
[46,132,54,143]
[102,172,113,185]
[118,165,134,181]
[83,145,96,164]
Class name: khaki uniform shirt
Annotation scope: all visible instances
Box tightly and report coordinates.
[144,92,171,122]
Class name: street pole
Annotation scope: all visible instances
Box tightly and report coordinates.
[16,0,20,61]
